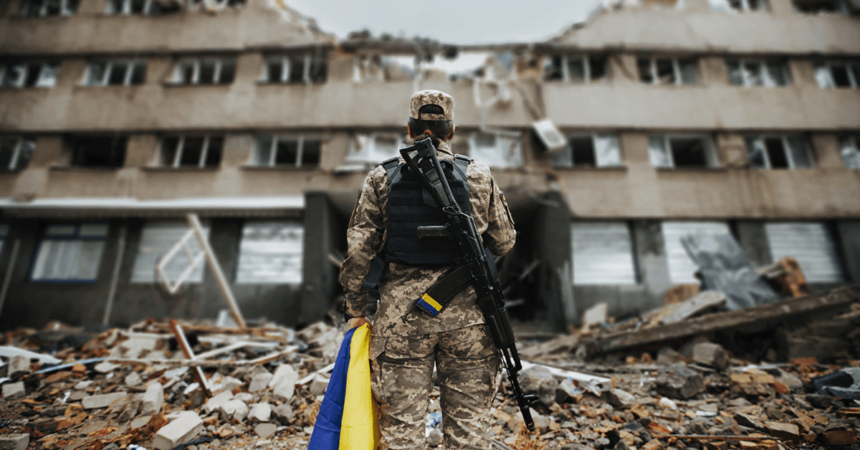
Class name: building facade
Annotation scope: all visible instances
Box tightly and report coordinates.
[0,0,858,330]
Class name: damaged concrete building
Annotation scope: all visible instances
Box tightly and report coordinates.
[0,0,858,330]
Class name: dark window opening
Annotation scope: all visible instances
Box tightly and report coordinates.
[130,63,146,85]
[160,137,179,166]
[308,57,327,84]
[205,137,223,167]
[71,137,127,168]
[24,63,41,87]
[590,55,608,81]
[831,65,852,87]
[301,140,321,167]
[637,58,653,83]
[288,57,305,83]
[670,137,709,167]
[764,138,789,168]
[108,63,127,86]
[179,137,204,166]
[544,55,564,82]
[198,61,216,85]
[656,58,675,84]
[570,137,596,167]
[794,0,838,12]
[218,60,236,85]
[266,60,283,83]
[275,139,299,165]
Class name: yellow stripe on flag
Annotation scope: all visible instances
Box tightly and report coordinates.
[421,293,443,312]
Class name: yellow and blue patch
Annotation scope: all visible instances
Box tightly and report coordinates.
[416,293,443,316]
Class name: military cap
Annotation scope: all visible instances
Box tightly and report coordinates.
[410,90,454,121]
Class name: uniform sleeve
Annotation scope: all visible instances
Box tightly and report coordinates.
[339,167,387,318]
[483,177,517,256]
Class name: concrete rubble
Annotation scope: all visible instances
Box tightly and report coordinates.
[0,285,857,450]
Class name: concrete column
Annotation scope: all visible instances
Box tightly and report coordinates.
[810,134,845,169]
[612,53,640,86]
[736,221,772,267]
[716,133,749,168]
[700,57,728,86]
[537,191,573,330]
[222,134,254,168]
[631,220,671,304]
[836,221,860,283]
[125,135,159,167]
[684,0,712,12]
[789,59,818,88]
[769,0,797,16]
[300,191,338,324]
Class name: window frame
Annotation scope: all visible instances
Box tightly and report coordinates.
[69,135,128,168]
[0,62,60,89]
[637,56,699,86]
[814,60,860,89]
[106,0,155,14]
[252,134,321,169]
[345,132,405,165]
[0,136,36,171]
[544,54,609,84]
[263,53,327,84]
[30,223,109,283]
[85,59,147,86]
[726,58,790,87]
[235,221,304,285]
[745,134,815,169]
[724,0,769,11]
[21,0,78,17]
[172,57,236,86]
[467,132,523,169]
[159,135,223,169]
[839,135,860,169]
[649,134,719,169]
[552,132,623,168]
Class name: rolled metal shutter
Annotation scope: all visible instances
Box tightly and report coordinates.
[765,222,844,283]
[662,221,731,285]
[571,221,636,285]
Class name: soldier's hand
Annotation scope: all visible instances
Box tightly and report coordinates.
[347,316,370,330]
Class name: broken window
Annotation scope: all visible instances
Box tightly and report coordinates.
[160,135,223,168]
[552,134,621,168]
[794,0,858,15]
[638,57,698,85]
[252,135,321,168]
[571,222,637,285]
[711,0,769,11]
[813,61,860,88]
[467,133,523,169]
[662,221,732,284]
[188,0,245,9]
[264,53,327,84]
[31,223,108,282]
[21,0,78,16]
[106,0,161,14]
[543,55,609,83]
[745,135,814,169]
[839,135,860,169]
[346,133,404,165]
[85,60,146,86]
[0,62,59,88]
[648,135,718,168]
[726,59,790,87]
[353,54,420,83]
[0,136,35,171]
[172,58,236,85]
[131,221,209,283]
[70,136,127,168]
[235,222,303,284]
[765,222,844,283]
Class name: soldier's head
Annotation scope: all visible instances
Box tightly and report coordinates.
[407,90,455,147]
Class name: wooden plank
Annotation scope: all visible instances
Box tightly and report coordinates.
[587,286,859,356]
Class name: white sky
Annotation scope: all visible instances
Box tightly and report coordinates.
[286,0,603,45]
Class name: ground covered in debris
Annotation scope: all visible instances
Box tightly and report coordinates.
[0,291,858,450]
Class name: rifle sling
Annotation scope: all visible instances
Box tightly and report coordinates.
[415,265,473,317]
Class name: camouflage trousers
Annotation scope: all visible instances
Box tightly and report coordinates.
[370,324,501,450]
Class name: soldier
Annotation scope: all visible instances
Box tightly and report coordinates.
[339,89,517,449]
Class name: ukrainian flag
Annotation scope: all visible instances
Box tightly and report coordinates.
[308,323,379,450]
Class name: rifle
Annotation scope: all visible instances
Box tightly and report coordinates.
[399,138,538,432]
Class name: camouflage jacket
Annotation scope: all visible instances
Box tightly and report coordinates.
[339,140,517,339]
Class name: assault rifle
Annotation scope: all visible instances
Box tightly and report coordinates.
[399,138,537,432]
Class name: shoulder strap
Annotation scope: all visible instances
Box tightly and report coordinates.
[381,157,402,185]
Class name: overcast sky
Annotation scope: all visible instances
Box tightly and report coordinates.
[286,0,603,45]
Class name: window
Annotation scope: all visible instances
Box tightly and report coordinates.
[794,0,858,15]
[85,60,146,86]
[648,135,718,168]
[710,0,769,11]
[571,222,637,285]
[552,134,621,168]
[173,58,236,85]
[188,0,245,9]
[662,221,731,284]
[839,136,860,169]
[726,59,790,87]
[544,55,609,83]
[70,136,127,168]
[32,224,108,282]
[235,222,303,284]
[21,0,78,16]
[637,57,698,85]
[160,135,223,168]
[264,54,327,84]
[131,222,209,283]
[105,0,181,14]
[745,135,814,169]
[467,133,522,168]
[0,62,59,88]
[814,61,860,89]
[346,133,404,165]
[765,222,844,283]
[252,135,321,168]
[0,137,35,171]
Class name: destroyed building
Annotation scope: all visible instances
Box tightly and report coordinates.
[0,0,858,330]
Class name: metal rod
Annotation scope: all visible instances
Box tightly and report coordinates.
[102,226,126,326]
[186,213,247,329]
[0,239,20,320]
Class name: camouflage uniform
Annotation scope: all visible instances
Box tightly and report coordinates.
[339,90,517,450]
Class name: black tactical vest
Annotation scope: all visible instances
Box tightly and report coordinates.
[381,154,472,266]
